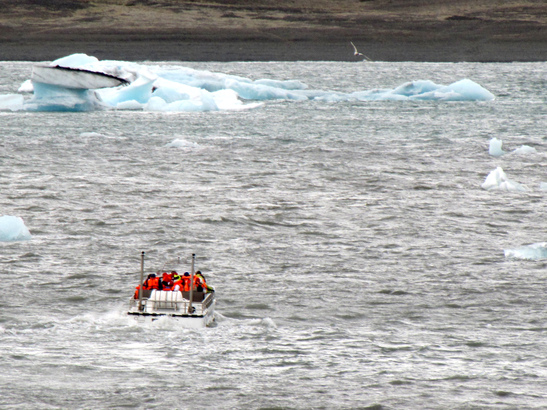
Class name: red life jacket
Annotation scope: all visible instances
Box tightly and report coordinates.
[147,277,161,290]
[172,279,183,292]
[134,285,146,299]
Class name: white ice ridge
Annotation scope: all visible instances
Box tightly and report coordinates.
[0,53,496,112]
[0,215,32,241]
[504,242,547,260]
[481,167,526,192]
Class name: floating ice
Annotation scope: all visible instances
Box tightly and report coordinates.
[0,94,24,111]
[540,182,547,191]
[165,139,201,150]
[512,145,537,155]
[481,167,526,192]
[489,138,538,157]
[79,132,106,138]
[1,53,496,112]
[0,215,31,241]
[25,81,108,112]
[489,138,505,157]
[504,243,547,260]
[346,79,495,102]
[18,80,33,93]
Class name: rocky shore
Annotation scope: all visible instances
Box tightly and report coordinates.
[0,0,545,62]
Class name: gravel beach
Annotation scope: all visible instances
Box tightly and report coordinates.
[0,0,545,62]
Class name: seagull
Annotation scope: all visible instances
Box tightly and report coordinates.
[350,41,363,56]
[350,41,373,61]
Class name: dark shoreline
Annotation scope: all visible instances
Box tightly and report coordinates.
[1,39,546,63]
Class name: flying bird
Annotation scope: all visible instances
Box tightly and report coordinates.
[350,41,363,56]
[350,42,373,61]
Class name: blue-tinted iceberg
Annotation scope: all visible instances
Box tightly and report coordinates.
[504,243,547,260]
[2,53,496,112]
[0,215,31,241]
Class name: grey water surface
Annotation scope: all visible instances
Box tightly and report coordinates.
[0,61,546,409]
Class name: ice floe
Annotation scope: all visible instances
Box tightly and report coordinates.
[481,167,526,192]
[0,215,31,242]
[0,53,496,112]
[504,243,547,260]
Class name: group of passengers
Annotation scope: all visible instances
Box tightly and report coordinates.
[134,270,213,299]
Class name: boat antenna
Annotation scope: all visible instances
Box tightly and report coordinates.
[138,251,145,311]
[188,253,195,314]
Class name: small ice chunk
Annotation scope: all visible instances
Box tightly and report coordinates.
[18,79,34,93]
[489,138,505,157]
[481,167,526,191]
[512,145,537,155]
[0,215,31,241]
[504,243,547,260]
[0,94,24,111]
[165,139,200,149]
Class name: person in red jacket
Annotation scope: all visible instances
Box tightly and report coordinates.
[195,271,214,293]
[144,274,161,290]
[161,272,174,290]
[134,284,147,299]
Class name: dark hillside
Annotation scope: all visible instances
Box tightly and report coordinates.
[0,0,545,61]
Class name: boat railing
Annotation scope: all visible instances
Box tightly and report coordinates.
[129,290,214,316]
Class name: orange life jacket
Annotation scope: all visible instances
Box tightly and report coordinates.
[134,285,146,299]
[146,277,161,290]
[172,279,183,291]
[193,276,206,291]
[178,276,189,291]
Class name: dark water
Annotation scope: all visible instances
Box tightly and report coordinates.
[0,61,546,409]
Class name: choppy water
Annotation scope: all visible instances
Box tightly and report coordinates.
[0,60,546,409]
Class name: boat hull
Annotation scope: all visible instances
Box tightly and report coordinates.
[127,305,215,328]
[128,290,216,328]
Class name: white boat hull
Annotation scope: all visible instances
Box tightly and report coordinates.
[128,290,216,328]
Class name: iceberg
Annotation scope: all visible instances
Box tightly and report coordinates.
[0,53,496,112]
[0,215,31,242]
[0,94,24,111]
[504,243,547,260]
[512,145,537,155]
[165,139,201,150]
[489,138,505,157]
[481,167,526,192]
[25,81,107,112]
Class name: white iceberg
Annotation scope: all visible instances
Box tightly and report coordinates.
[512,145,537,155]
[0,215,32,241]
[481,167,526,192]
[504,243,547,260]
[165,139,201,150]
[0,94,24,111]
[489,138,505,157]
[1,53,496,112]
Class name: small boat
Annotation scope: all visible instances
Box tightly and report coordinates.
[128,252,216,328]
[31,64,128,89]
